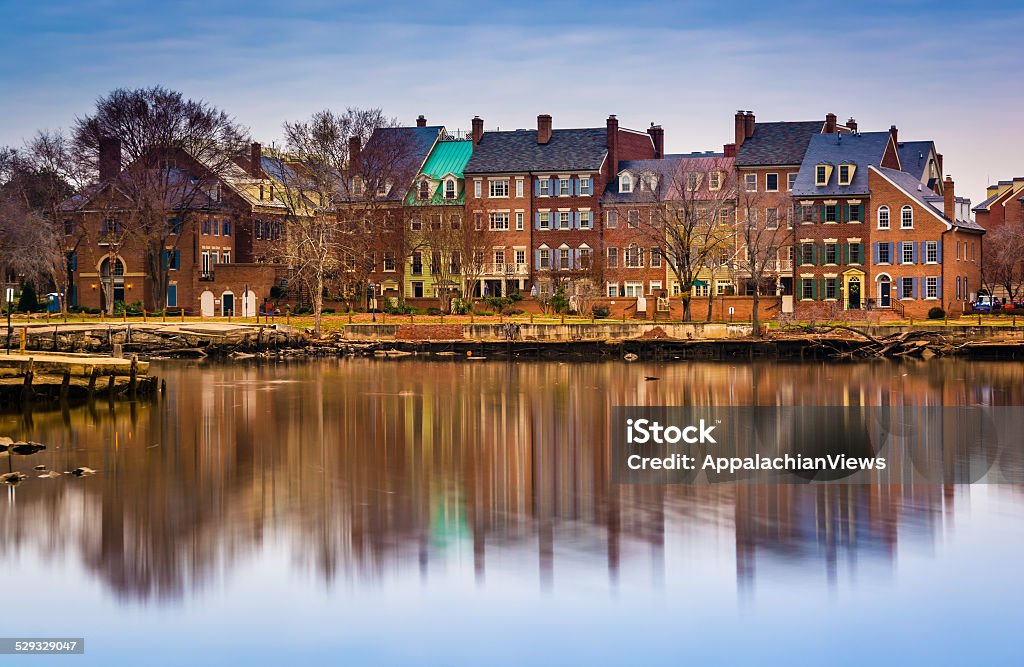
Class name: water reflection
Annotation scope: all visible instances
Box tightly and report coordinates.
[0,359,1022,602]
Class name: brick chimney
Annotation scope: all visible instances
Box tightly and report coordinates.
[724,143,736,158]
[936,152,944,178]
[249,142,263,178]
[348,136,361,172]
[944,175,955,220]
[607,115,620,178]
[889,124,898,147]
[416,115,427,127]
[537,114,553,145]
[471,116,484,147]
[98,137,121,181]
[824,113,837,134]
[744,111,755,140]
[846,117,858,133]
[647,123,665,159]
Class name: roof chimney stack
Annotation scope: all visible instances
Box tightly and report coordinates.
[607,115,620,179]
[825,113,837,134]
[647,123,665,159]
[944,175,956,221]
[744,111,756,139]
[846,117,857,133]
[99,137,121,181]
[348,136,361,173]
[537,114,553,145]
[724,143,736,158]
[889,124,899,147]
[249,142,263,179]
[416,115,427,127]
[734,111,746,150]
[471,116,484,147]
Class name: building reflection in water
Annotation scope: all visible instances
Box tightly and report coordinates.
[0,359,1021,602]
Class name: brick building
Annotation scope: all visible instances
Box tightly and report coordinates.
[973,177,1024,300]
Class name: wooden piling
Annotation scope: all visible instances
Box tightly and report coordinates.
[59,370,70,401]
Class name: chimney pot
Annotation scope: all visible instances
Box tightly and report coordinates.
[99,137,122,181]
[416,115,427,127]
[471,116,484,147]
[537,114,553,145]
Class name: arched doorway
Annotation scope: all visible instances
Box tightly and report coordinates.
[877,275,891,308]
[200,290,215,317]
[221,291,234,317]
[99,257,126,312]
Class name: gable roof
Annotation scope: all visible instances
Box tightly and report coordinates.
[873,166,984,232]
[792,131,892,196]
[419,138,473,180]
[735,120,823,167]
[464,128,608,174]
[601,157,682,203]
[896,140,936,182]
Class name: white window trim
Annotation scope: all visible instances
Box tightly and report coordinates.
[765,172,779,192]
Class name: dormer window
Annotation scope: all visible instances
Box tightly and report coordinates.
[418,180,430,200]
[645,174,659,192]
[620,173,633,193]
[352,178,363,197]
[444,179,456,199]
[709,171,722,191]
[838,163,856,185]
[686,172,700,192]
[815,164,833,186]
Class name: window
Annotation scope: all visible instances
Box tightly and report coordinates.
[474,180,482,198]
[384,253,395,271]
[221,250,230,264]
[474,212,482,230]
[625,281,644,297]
[201,251,210,275]
[539,212,550,229]
[164,249,181,270]
[351,178,363,197]
[202,219,211,235]
[558,179,570,196]
[620,174,633,193]
[766,208,778,229]
[625,245,643,268]
[901,242,914,264]
[802,206,814,223]
[926,277,938,299]
[607,282,619,298]
[825,243,837,265]
[516,212,524,230]
[766,173,779,192]
[901,205,913,229]
[926,241,938,263]
[650,248,662,267]
[494,249,505,266]
[210,250,219,265]
[956,276,961,300]
[412,251,423,275]
[579,177,592,195]
[693,283,709,297]
[649,280,663,295]
[558,211,571,230]
[411,217,422,231]
[539,249,551,269]
[801,279,814,301]
[490,212,509,230]
[878,242,891,264]
[606,211,618,228]
[539,179,550,196]
[709,171,721,190]
[716,281,731,296]
[559,248,570,269]
[824,205,838,223]
[451,251,461,274]
[849,243,862,264]
[686,172,701,192]
[419,180,431,200]
[787,173,798,191]
[431,215,442,230]
[744,173,757,192]
[445,179,457,199]
[212,219,220,236]
[515,179,524,197]
[878,205,890,229]
[579,211,592,229]
[515,249,526,266]
[901,277,914,299]
[489,179,508,198]
[627,210,639,228]
[607,247,619,268]
[825,278,838,300]
[815,165,829,185]
[579,248,592,269]
[222,220,232,237]
[800,243,814,265]
[838,165,850,185]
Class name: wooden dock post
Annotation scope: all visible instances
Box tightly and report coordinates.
[129,355,138,398]
[87,366,99,397]
[22,358,34,402]
[60,370,70,401]
[19,327,26,354]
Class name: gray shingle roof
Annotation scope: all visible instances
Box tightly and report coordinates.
[363,125,443,201]
[875,166,984,232]
[601,158,681,204]
[735,120,823,166]
[896,140,934,181]
[791,132,892,197]
[464,128,608,174]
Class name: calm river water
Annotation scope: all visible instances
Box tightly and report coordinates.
[1,359,1022,666]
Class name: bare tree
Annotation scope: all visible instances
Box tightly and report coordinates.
[73,86,248,312]
[639,158,736,321]
[982,223,1024,303]
[734,188,794,338]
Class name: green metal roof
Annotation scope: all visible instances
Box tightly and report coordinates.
[420,139,473,179]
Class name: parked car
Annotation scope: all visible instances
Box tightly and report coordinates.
[973,295,997,312]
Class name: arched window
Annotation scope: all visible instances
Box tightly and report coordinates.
[620,173,633,193]
[901,205,913,229]
[444,179,456,199]
[877,205,890,229]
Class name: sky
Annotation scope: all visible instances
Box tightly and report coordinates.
[1,0,1022,203]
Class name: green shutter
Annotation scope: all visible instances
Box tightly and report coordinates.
[819,204,826,224]
[812,244,819,265]
[811,278,817,300]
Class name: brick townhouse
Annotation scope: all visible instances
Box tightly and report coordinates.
[463,114,657,297]
[973,177,1024,300]
[733,111,853,297]
[62,139,287,316]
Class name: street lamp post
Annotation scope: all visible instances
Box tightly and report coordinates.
[369,282,376,323]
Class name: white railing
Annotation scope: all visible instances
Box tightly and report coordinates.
[484,262,529,276]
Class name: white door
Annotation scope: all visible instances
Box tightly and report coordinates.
[200,290,215,317]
